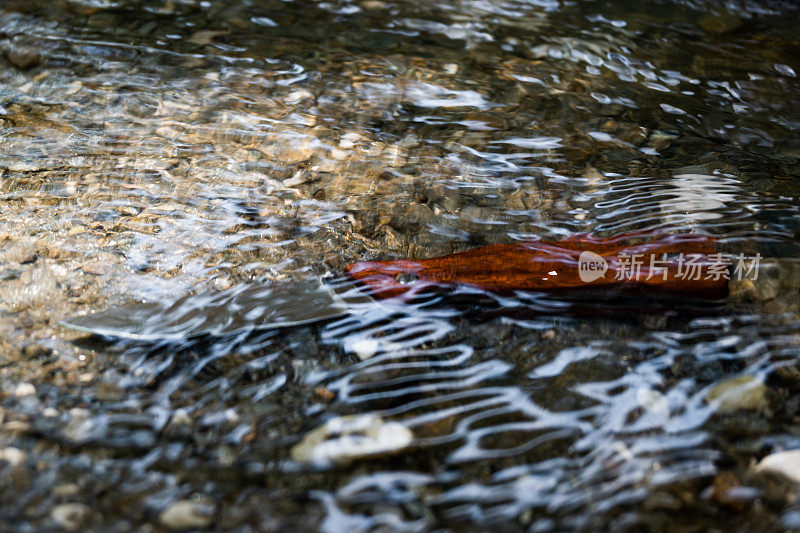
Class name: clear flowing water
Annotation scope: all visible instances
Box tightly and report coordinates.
[0,0,799,530]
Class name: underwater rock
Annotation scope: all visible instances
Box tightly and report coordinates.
[0,447,26,467]
[728,278,758,302]
[50,503,91,531]
[4,43,40,69]
[159,499,215,530]
[707,375,768,413]
[757,450,800,483]
[290,414,413,465]
[259,137,320,164]
[400,203,434,230]
[699,13,743,34]
[13,382,35,397]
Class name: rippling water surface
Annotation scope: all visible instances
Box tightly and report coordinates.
[1,0,800,530]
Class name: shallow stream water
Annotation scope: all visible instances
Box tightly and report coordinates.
[1,0,800,530]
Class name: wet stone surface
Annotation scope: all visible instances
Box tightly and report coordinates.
[0,0,799,530]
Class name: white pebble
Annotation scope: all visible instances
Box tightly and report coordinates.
[345,338,381,361]
[284,89,313,105]
[14,383,35,397]
[171,409,192,426]
[0,447,26,466]
[757,450,800,483]
[159,500,215,530]
[51,503,90,531]
[291,414,413,465]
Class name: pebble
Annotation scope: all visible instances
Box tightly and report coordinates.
[187,30,228,46]
[754,278,779,302]
[66,1,101,15]
[706,375,768,413]
[341,132,363,144]
[330,148,349,160]
[314,158,340,173]
[649,130,680,143]
[291,414,413,465]
[397,134,420,149]
[50,503,91,531]
[13,382,35,397]
[386,146,407,167]
[699,13,743,34]
[436,196,456,215]
[400,203,434,229]
[728,278,757,302]
[2,421,29,432]
[314,387,335,402]
[361,0,387,8]
[507,190,538,210]
[260,138,318,164]
[159,499,215,530]
[4,44,40,69]
[284,89,314,105]
[0,447,26,466]
[171,408,192,426]
[757,450,800,483]
[81,262,108,276]
[53,483,81,497]
[1,244,37,265]
[23,344,51,358]
[0,267,20,281]
[282,171,309,187]
[344,338,381,361]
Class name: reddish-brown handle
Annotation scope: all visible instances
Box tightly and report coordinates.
[345,233,728,300]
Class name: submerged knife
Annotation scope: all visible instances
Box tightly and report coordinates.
[61,278,350,341]
[62,231,731,340]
